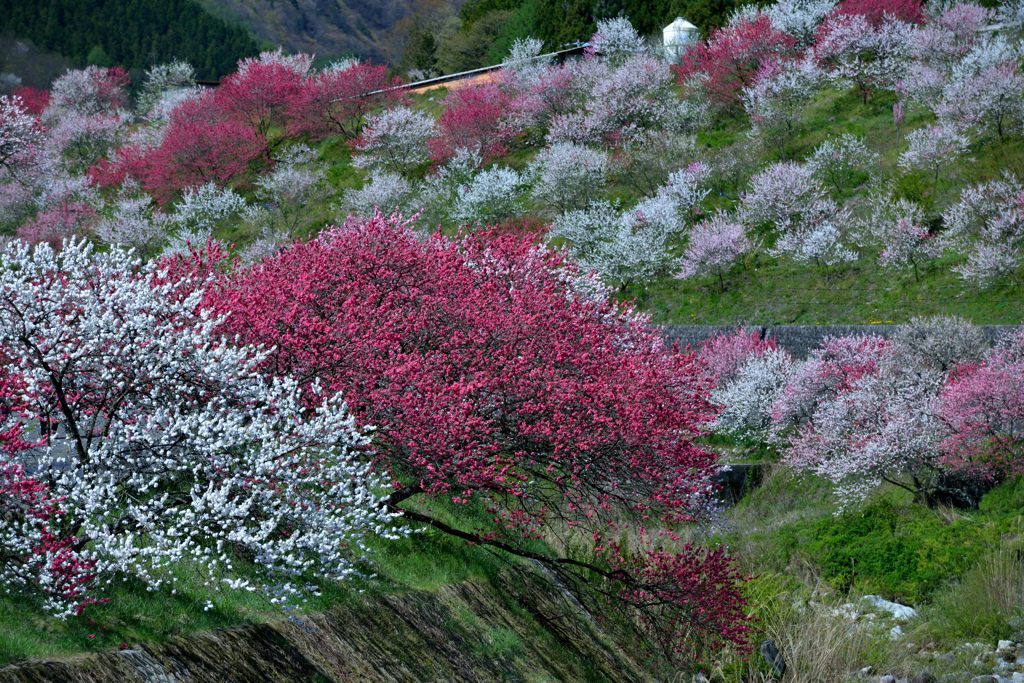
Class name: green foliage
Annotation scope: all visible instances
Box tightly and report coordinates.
[806,497,995,603]
[0,0,260,80]
[448,0,746,71]
[437,9,516,73]
[725,470,1024,608]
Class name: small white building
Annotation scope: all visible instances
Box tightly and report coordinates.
[663,17,699,63]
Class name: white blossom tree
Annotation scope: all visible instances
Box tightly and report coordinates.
[589,17,647,63]
[0,95,42,181]
[162,183,248,255]
[806,134,879,194]
[711,348,795,439]
[943,174,1024,287]
[0,239,403,616]
[528,142,609,212]
[354,107,438,175]
[898,123,971,187]
[814,14,914,103]
[743,56,823,139]
[453,166,529,226]
[935,35,1024,139]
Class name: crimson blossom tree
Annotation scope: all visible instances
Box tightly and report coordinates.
[287,63,402,141]
[214,50,311,139]
[91,91,264,204]
[833,0,924,25]
[11,87,49,117]
[206,212,750,660]
[676,15,797,109]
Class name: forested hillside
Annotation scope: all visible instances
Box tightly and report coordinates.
[0,0,259,80]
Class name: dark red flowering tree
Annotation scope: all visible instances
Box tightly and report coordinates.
[429,82,513,164]
[92,92,264,204]
[215,60,305,139]
[287,64,402,141]
[206,212,749,659]
[11,87,49,118]
[675,16,797,109]
[833,0,925,26]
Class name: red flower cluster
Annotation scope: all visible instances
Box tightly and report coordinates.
[205,212,748,656]
[675,16,797,108]
[90,59,398,203]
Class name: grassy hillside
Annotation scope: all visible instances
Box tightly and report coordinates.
[633,89,1024,325]
[297,86,1024,326]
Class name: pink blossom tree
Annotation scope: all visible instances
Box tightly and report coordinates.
[677,212,752,290]
[777,318,987,505]
[93,91,265,204]
[11,87,49,118]
[287,62,401,140]
[677,15,797,109]
[939,330,1024,478]
[15,201,96,249]
[698,328,777,387]
[429,82,512,164]
[859,193,940,278]
[215,53,309,140]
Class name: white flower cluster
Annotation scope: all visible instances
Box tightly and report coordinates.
[551,163,712,286]
[354,107,438,174]
[0,95,41,178]
[711,348,795,439]
[739,161,857,267]
[943,173,1024,287]
[528,142,609,212]
[0,239,404,615]
[453,166,529,226]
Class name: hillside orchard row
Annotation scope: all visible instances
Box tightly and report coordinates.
[0,0,1022,667]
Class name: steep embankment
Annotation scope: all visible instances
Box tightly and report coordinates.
[0,569,649,682]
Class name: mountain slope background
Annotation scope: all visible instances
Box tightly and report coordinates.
[196,0,469,66]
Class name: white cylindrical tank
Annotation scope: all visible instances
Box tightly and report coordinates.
[663,17,699,63]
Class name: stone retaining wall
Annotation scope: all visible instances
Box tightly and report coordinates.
[661,325,1023,359]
